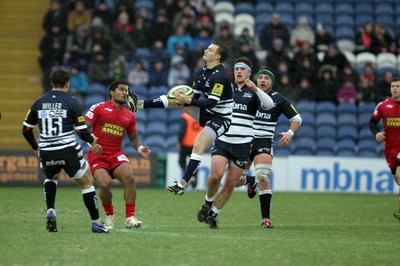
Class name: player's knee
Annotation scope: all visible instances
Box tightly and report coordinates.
[255,164,272,183]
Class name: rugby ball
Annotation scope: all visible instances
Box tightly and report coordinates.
[167,85,194,103]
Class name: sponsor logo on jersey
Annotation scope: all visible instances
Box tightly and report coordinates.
[102,122,124,136]
[211,83,223,96]
[78,116,85,123]
[105,108,113,112]
[38,109,67,119]
[45,159,66,166]
[234,102,248,110]
[243,92,253,98]
[86,110,94,119]
[386,117,400,126]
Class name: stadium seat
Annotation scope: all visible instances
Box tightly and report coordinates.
[214,2,235,15]
[134,110,146,122]
[377,53,397,69]
[168,108,183,123]
[315,13,334,29]
[255,2,273,14]
[335,26,355,41]
[356,52,377,70]
[88,83,107,97]
[233,14,255,37]
[337,125,358,141]
[358,139,378,157]
[337,40,356,53]
[342,50,357,69]
[316,124,337,140]
[315,138,336,156]
[355,2,373,16]
[146,108,168,121]
[167,122,181,135]
[166,135,179,152]
[337,113,357,127]
[316,101,336,115]
[279,13,295,29]
[377,66,400,81]
[293,137,315,155]
[316,113,336,127]
[296,14,314,28]
[357,112,372,129]
[298,112,315,127]
[315,2,334,15]
[375,3,394,16]
[214,12,234,26]
[295,124,316,140]
[295,100,316,114]
[336,139,357,156]
[84,94,106,109]
[355,14,374,29]
[358,102,376,115]
[146,121,167,135]
[275,2,294,14]
[335,2,354,16]
[335,14,355,28]
[144,134,166,151]
[358,127,374,141]
[136,120,146,135]
[274,147,291,156]
[235,2,255,15]
[337,103,357,115]
[148,85,168,98]
[375,15,395,32]
[295,2,314,16]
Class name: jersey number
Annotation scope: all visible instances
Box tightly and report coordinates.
[41,117,62,136]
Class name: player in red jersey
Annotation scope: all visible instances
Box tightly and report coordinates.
[85,80,151,230]
[370,77,400,220]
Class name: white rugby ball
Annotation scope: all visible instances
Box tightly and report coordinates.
[167,85,194,103]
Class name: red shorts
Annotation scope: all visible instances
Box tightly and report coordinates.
[87,151,130,176]
[384,147,400,171]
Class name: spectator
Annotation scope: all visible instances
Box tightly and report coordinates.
[127,60,149,87]
[376,70,394,102]
[236,27,255,49]
[150,9,172,46]
[259,12,290,51]
[359,62,376,87]
[370,23,396,55]
[355,22,374,54]
[291,41,320,84]
[167,55,191,87]
[65,25,93,67]
[39,24,67,71]
[149,60,169,87]
[87,52,109,85]
[213,23,239,67]
[166,24,193,56]
[69,64,89,96]
[357,77,376,103]
[172,2,196,31]
[293,56,318,86]
[337,80,358,104]
[194,2,214,36]
[266,38,291,72]
[316,66,339,103]
[290,16,315,52]
[90,17,112,58]
[109,57,127,81]
[149,40,170,66]
[110,11,135,61]
[235,40,260,77]
[93,1,113,30]
[132,16,151,48]
[338,63,359,86]
[275,73,296,103]
[42,0,68,35]
[314,23,333,53]
[191,28,212,51]
[321,42,349,77]
[296,77,316,102]
[67,0,92,33]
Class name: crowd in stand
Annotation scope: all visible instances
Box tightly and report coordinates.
[38,0,399,106]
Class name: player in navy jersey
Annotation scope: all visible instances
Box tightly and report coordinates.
[369,77,400,220]
[196,58,275,229]
[134,42,235,196]
[235,69,302,228]
[22,69,108,233]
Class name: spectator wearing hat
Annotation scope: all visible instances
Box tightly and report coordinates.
[290,16,315,53]
[259,13,290,51]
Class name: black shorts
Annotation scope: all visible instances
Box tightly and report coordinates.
[211,139,251,169]
[40,144,87,179]
[249,138,274,161]
[204,115,231,138]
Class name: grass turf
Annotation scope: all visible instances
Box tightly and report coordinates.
[0,186,399,266]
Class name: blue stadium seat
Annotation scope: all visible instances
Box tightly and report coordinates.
[255,2,273,14]
[146,121,167,135]
[167,122,181,135]
[84,94,106,109]
[316,113,337,127]
[274,147,291,156]
[358,127,375,141]
[132,85,148,98]
[355,2,373,16]
[355,14,374,29]
[337,139,357,156]
[146,109,168,121]
[136,121,146,135]
[337,103,357,115]
[335,14,355,28]
[357,113,372,131]
[335,2,354,15]
[166,135,179,152]
[316,101,336,115]
[275,2,294,14]
[315,14,334,29]
[338,125,358,141]
[295,2,314,16]
[168,108,183,123]
[295,100,316,114]
[235,3,255,15]
[134,110,147,122]
[358,139,378,157]
[358,102,376,114]
[298,112,315,127]
[279,13,295,29]
[316,124,337,140]
[315,2,334,15]
[295,124,316,140]
[293,137,315,155]
[375,15,395,32]
[295,14,314,28]
[337,113,357,127]
[148,85,168,98]
[315,138,336,156]
[144,134,166,151]
[375,3,394,16]
[87,83,107,97]
[336,26,355,41]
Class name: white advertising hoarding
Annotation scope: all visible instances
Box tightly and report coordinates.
[166,153,396,194]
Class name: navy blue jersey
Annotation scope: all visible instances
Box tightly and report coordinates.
[23,90,88,151]
[253,91,298,139]
[218,84,261,144]
[192,64,234,127]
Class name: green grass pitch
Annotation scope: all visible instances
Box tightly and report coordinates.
[0,186,399,266]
